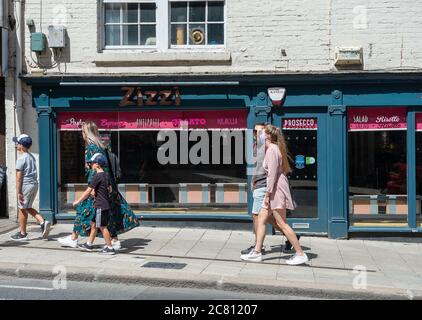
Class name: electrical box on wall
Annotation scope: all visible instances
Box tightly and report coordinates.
[334,47,363,66]
[30,32,46,52]
[48,25,66,48]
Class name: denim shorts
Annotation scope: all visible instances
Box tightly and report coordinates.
[252,187,266,215]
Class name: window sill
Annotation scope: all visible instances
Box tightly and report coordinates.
[94,50,232,66]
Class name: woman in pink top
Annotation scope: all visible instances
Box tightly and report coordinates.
[241,125,308,265]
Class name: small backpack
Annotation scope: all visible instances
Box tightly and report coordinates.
[105,149,122,182]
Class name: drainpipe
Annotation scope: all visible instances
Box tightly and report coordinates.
[14,0,23,135]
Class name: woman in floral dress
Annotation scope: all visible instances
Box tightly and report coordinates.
[58,121,140,250]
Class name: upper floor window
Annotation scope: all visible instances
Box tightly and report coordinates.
[104,1,157,47]
[102,0,225,49]
[170,1,225,46]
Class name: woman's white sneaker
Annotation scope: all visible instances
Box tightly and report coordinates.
[240,250,262,262]
[286,253,309,265]
[58,235,78,248]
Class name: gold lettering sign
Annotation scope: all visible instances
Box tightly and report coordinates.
[119,87,181,107]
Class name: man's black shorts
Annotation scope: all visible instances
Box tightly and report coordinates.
[92,208,111,228]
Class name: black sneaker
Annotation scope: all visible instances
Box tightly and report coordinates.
[241,245,266,255]
[283,235,301,253]
[41,221,51,239]
[10,232,29,242]
[79,243,94,252]
[99,246,116,255]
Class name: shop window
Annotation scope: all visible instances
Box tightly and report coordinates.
[104,1,157,47]
[415,114,422,227]
[57,110,247,215]
[348,107,408,228]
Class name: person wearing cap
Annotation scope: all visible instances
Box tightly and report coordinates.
[10,134,51,241]
[72,153,115,255]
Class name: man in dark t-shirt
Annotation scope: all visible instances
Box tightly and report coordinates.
[73,153,115,255]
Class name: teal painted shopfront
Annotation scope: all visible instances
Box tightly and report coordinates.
[25,72,422,238]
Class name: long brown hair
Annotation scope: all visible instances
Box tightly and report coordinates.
[81,121,105,149]
[264,124,292,175]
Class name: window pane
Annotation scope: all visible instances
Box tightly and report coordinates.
[141,3,156,22]
[105,25,121,46]
[189,2,206,22]
[349,131,408,227]
[141,25,156,45]
[189,24,205,45]
[122,3,138,23]
[123,25,138,45]
[349,131,407,195]
[105,3,120,23]
[208,1,224,21]
[171,24,187,45]
[283,119,318,219]
[171,2,187,22]
[208,23,224,45]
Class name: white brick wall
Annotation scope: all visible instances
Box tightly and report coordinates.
[19,0,422,75]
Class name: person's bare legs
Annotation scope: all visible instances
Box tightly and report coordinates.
[26,208,44,225]
[254,207,270,253]
[100,227,113,247]
[252,214,264,247]
[88,222,98,244]
[267,214,283,233]
[18,209,29,235]
[272,208,304,255]
[254,214,283,248]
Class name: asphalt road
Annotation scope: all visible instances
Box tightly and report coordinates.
[0,275,319,300]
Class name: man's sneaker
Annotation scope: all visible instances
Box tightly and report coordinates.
[79,243,94,252]
[41,221,51,239]
[240,250,262,262]
[10,232,29,242]
[286,253,309,266]
[112,240,121,251]
[58,235,78,248]
[99,246,116,255]
[283,235,301,253]
[240,245,266,255]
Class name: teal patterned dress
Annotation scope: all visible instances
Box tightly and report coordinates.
[73,143,140,237]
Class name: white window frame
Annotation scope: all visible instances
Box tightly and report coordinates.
[103,0,158,50]
[101,0,226,51]
[168,0,226,50]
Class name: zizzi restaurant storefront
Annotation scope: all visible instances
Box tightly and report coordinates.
[27,74,422,238]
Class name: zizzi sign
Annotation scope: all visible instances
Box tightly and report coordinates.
[119,87,181,107]
[57,110,247,130]
[348,107,407,131]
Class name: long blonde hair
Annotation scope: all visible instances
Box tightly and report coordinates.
[264,124,292,175]
[81,121,105,149]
